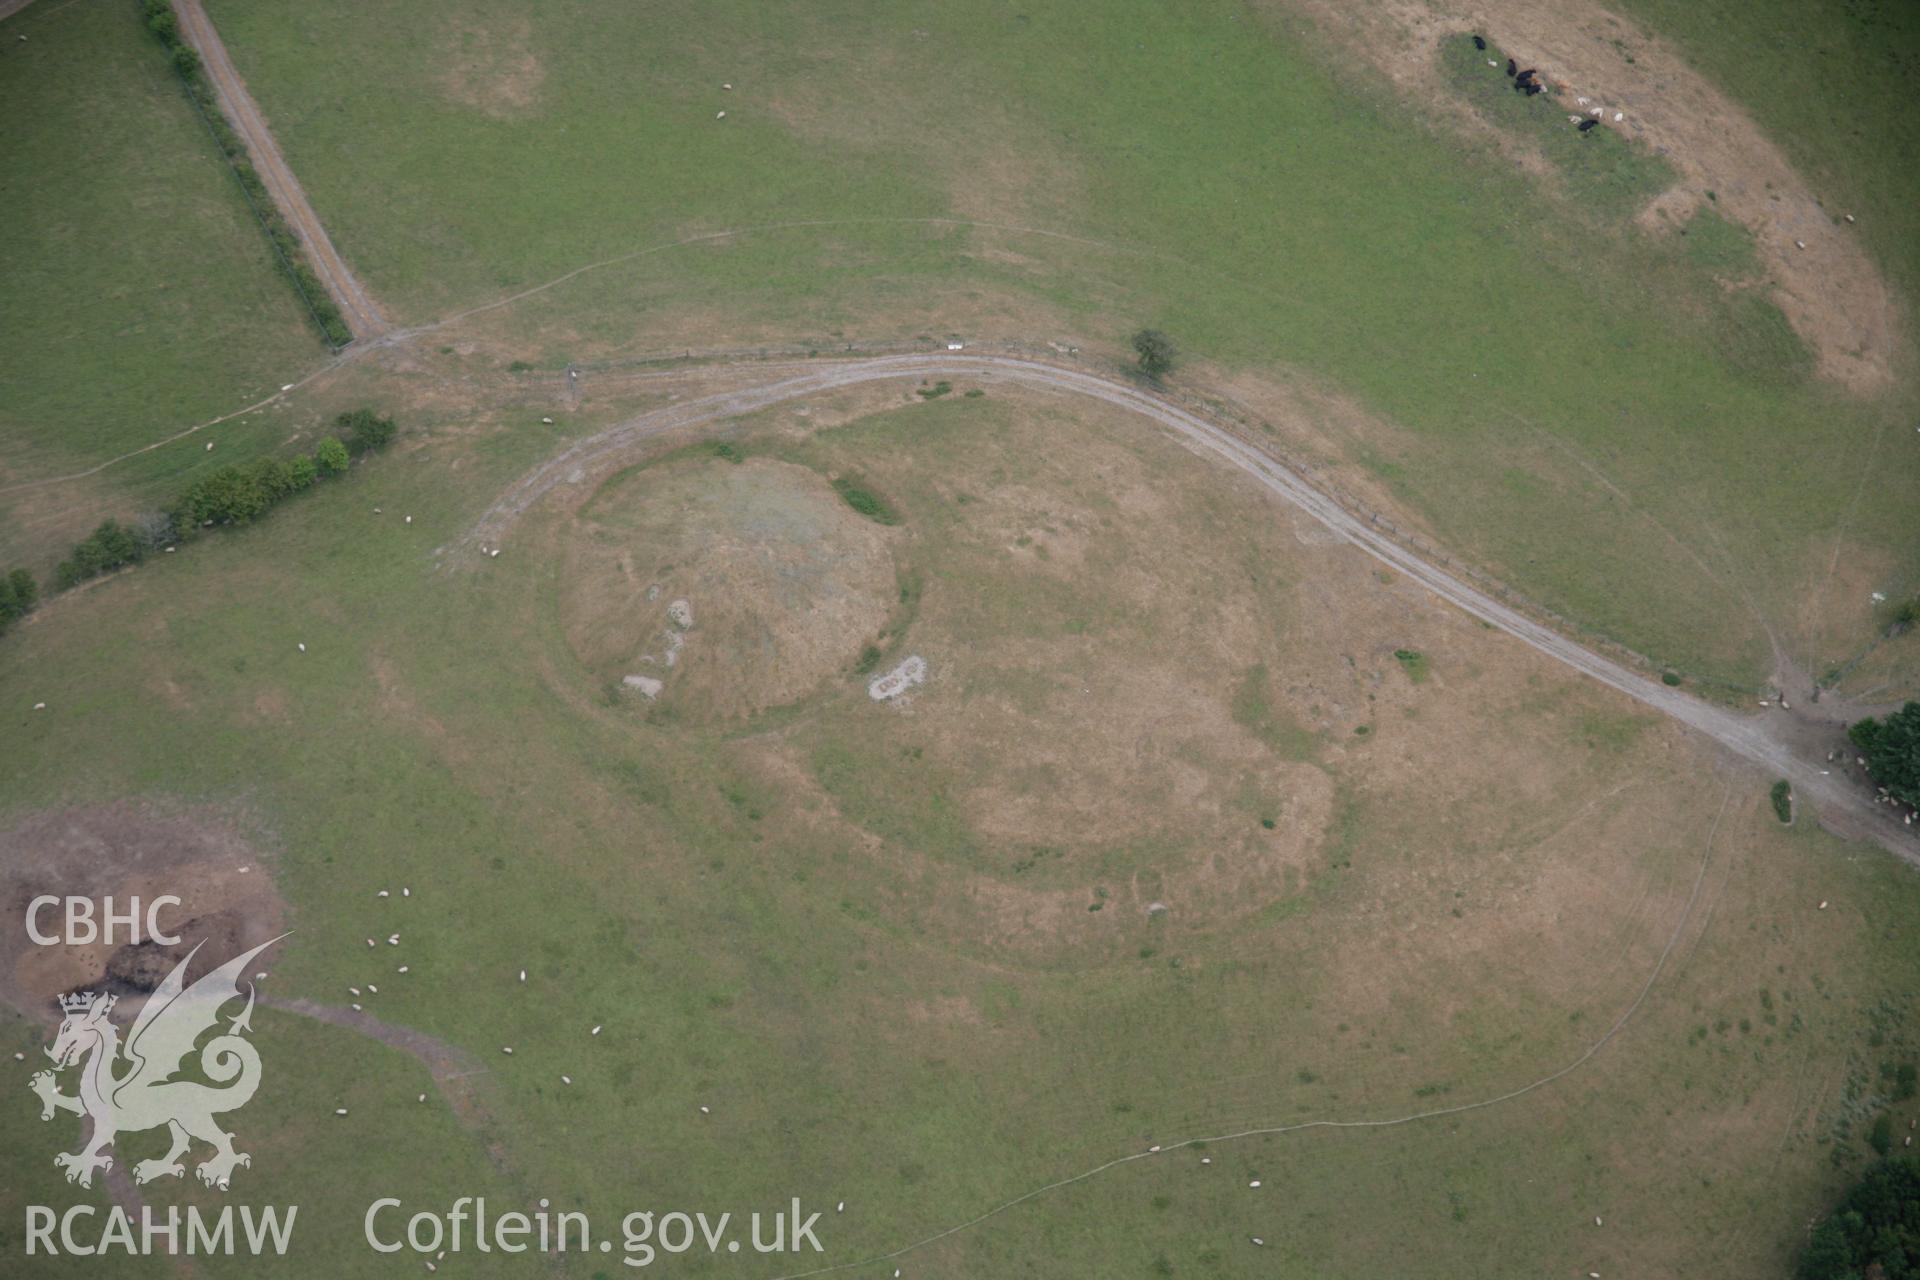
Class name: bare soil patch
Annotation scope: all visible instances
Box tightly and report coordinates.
[0,801,286,1022]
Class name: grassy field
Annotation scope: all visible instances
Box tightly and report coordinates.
[179,0,1919,694]
[3,3,1919,1275]
[1,383,1915,1275]
[0,0,321,511]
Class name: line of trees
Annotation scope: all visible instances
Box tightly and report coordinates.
[53,410,396,591]
[140,0,352,348]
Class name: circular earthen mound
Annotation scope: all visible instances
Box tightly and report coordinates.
[0,802,286,1022]
[559,456,898,721]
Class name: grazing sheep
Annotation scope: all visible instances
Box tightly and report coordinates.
[1578,119,1598,133]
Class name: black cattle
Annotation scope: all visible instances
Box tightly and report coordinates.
[1472,34,1486,50]
[1577,118,1598,132]
[1506,57,1517,75]
[1525,83,1543,96]
[1516,68,1537,82]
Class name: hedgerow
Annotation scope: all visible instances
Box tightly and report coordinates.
[139,0,352,348]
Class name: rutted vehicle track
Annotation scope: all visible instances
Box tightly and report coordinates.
[453,351,1918,865]
[172,0,387,341]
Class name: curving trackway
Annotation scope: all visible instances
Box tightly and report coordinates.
[454,351,1917,865]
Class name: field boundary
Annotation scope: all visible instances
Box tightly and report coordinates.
[171,0,386,342]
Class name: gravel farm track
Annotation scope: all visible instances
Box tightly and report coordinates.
[452,351,1920,867]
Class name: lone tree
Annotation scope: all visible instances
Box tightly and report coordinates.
[1850,701,1920,809]
[1131,329,1177,380]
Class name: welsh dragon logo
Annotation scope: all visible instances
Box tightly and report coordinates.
[30,935,285,1191]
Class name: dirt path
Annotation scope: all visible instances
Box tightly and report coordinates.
[172,0,387,341]
[455,352,1918,865]
[0,0,38,23]
[263,996,499,1133]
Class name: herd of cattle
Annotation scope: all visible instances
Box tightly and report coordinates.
[1471,34,1601,133]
